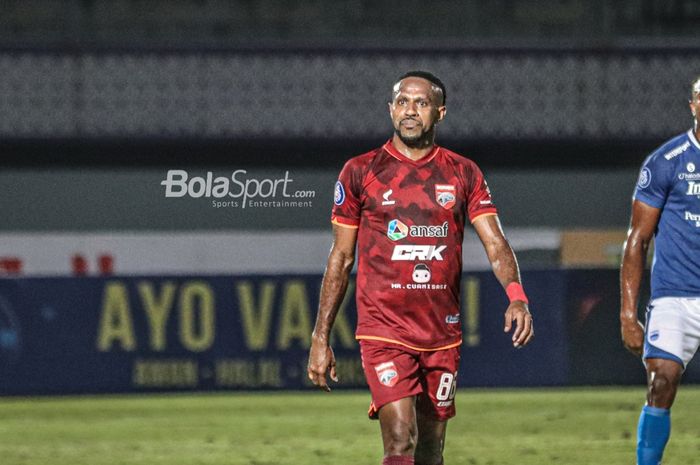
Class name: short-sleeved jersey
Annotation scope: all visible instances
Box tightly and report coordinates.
[634,129,700,299]
[332,140,498,350]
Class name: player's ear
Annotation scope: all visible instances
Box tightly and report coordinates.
[437,105,446,122]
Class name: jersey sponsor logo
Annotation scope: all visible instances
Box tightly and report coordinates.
[688,162,696,173]
[435,184,456,209]
[663,141,691,160]
[382,189,396,206]
[410,222,449,238]
[387,220,449,241]
[334,181,345,205]
[392,245,446,261]
[412,263,431,283]
[445,313,460,324]
[387,219,409,240]
[390,282,449,290]
[404,283,448,290]
[684,211,700,227]
[637,168,651,189]
[678,172,700,180]
[686,181,700,196]
[374,361,399,387]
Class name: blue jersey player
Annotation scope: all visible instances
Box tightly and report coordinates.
[621,75,700,465]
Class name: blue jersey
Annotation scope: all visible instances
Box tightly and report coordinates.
[634,129,700,299]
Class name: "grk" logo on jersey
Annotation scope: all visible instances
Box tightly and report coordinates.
[435,184,456,209]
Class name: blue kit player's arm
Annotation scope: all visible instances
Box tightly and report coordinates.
[621,200,661,355]
[620,151,670,355]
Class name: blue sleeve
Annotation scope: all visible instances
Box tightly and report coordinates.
[633,154,672,209]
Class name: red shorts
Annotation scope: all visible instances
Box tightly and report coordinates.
[359,339,460,421]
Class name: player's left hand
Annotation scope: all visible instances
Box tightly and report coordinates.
[504,301,534,348]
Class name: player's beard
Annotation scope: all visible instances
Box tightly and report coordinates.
[395,123,436,148]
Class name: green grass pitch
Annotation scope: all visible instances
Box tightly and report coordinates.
[2,386,700,464]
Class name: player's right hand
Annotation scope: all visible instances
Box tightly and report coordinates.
[621,319,645,356]
[307,341,338,392]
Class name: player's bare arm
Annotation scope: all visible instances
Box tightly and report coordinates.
[472,214,534,348]
[620,200,661,356]
[308,224,358,392]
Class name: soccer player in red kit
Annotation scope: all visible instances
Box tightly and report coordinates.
[307,71,534,465]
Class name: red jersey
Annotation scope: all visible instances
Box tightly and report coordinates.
[331,140,497,351]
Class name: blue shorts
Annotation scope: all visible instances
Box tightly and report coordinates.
[644,297,700,368]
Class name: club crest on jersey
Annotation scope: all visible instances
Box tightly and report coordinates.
[374,361,399,387]
[435,184,456,209]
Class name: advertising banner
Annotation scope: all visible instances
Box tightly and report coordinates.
[0,271,567,395]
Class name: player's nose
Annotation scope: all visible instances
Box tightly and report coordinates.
[404,102,418,115]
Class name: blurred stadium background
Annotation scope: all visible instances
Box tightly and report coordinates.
[1,1,700,463]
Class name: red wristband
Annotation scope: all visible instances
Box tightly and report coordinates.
[506,282,528,304]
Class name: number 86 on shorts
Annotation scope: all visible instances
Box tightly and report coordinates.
[435,372,457,406]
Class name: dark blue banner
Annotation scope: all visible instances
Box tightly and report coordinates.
[0,272,567,395]
[565,269,700,385]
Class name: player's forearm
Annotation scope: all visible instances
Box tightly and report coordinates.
[620,233,649,322]
[312,249,354,343]
[485,238,522,290]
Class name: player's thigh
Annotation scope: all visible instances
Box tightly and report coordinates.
[416,347,460,421]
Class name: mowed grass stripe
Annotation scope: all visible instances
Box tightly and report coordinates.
[1,387,700,465]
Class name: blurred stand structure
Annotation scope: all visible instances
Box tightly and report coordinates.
[0,0,699,164]
[1,0,699,46]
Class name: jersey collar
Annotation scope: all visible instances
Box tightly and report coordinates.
[382,139,440,166]
[688,129,700,151]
